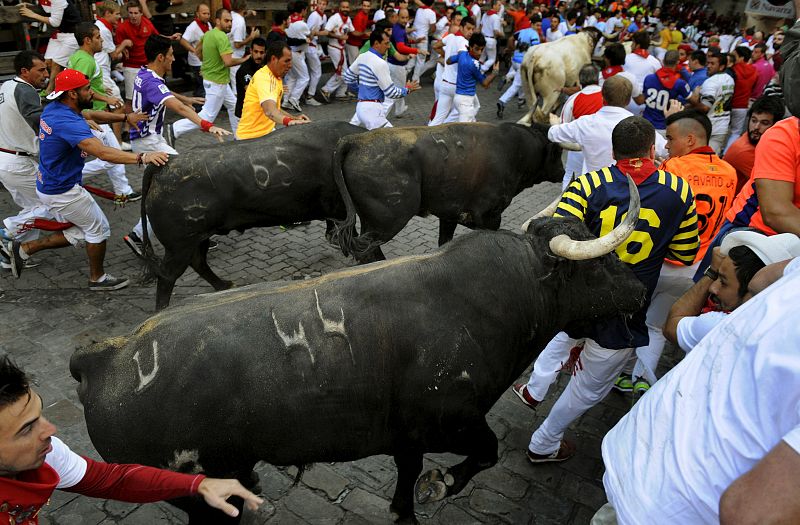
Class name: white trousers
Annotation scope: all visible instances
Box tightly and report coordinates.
[306,46,323,96]
[480,37,497,73]
[288,48,311,102]
[173,80,239,137]
[454,93,480,122]
[229,64,241,95]
[130,135,179,239]
[429,81,458,126]
[356,101,393,130]
[322,46,348,96]
[499,62,524,105]
[82,125,133,196]
[412,40,434,81]
[344,43,361,68]
[0,154,50,241]
[709,132,729,156]
[388,63,409,116]
[562,151,584,190]
[528,338,633,455]
[629,262,696,384]
[725,108,749,153]
[37,184,111,245]
[525,331,577,402]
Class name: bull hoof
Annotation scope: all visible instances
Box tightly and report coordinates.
[414,468,454,504]
[390,511,419,525]
[216,280,235,291]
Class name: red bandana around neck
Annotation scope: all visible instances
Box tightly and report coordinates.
[602,65,623,79]
[487,9,497,15]
[195,18,210,32]
[97,17,114,31]
[270,25,286,35]
[339,12,349,22]
[632,47,649,59]
[615,158,657,184]
[655,66,681,89]
[289,13,304,23]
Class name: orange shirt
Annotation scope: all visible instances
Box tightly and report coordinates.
[661,147,737,262]
[508,10,531,32]
[726,117,800,235]
[722,133,755,193]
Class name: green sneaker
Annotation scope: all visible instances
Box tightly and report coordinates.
[612,374,634,393]
[634,378,651,396]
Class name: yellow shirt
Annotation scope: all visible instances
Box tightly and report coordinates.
[668,30,683,50]
[659,27,671,49]
[236,66,283,140]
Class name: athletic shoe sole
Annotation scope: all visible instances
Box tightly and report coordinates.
[123,235,143,257]
[511,384,538,410]
[88,278,130,291]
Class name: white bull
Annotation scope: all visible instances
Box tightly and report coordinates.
[518,28,605,124]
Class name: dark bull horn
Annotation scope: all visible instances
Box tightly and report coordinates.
[521,194,562,232]
[549,174,641,260]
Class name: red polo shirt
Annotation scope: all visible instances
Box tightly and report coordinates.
[347,10,371,48]
[116,16,159,68]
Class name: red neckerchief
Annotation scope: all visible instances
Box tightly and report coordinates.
[656,66,681,89]
[289,13,304,23]
[454,31,464,37]
[195,18,210,32]
[688,145,716,155]
[632,47,649,59]
[615,158,657,184]
[270,25,286,35]
[316,7,324,15]
[700,297,729,314]
[487,9,497,16]
[0,462,60,525]
[602,65,623,79]
[338,12,349,23]
[97,17,114,31]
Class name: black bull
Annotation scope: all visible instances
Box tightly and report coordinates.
[70,220,646,524]
[139,121,365,310]
[332,122,564,263]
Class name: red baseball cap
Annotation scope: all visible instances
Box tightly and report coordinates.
[46,69,90,100]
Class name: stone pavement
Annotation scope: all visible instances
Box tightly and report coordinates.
[0,69,678,524]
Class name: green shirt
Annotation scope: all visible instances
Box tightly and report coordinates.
[201,28,234,85]
[359,40,397,58]
[67,49,106,111]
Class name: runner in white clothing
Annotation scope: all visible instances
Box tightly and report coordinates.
[685,48,734,154]
[410,0,437,82]
[320,2,355,100]
[428,15,474,126]
[306,0,328,103]
[479,0,503,73]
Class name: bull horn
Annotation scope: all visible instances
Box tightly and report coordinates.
[558,142,582,152]
[549,175,641,260]
[603,31,619,39]
[521,194,562,232]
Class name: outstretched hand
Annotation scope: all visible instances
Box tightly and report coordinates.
[197,478,264,517]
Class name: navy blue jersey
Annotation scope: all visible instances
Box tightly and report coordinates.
[555,165,700,349]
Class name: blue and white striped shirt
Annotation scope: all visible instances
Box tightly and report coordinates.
[344,48,408,101]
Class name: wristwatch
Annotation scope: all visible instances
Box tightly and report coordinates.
[704,267,719,280]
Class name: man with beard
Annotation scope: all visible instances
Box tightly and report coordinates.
[724,95,786,192]
[235,37,268,118]
[4,69,169,290]
[664,230,800,353]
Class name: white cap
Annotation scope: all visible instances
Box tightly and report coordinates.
[720,231,800,265]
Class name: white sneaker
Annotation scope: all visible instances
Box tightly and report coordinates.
[281,99,291,109]
[120,141,132,151]
[288,98,302,112]
[306,97,322,106]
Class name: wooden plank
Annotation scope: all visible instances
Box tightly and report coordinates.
[0,54,15,75]
[0,4,46,25]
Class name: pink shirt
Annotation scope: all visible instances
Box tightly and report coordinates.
[751,57,775,99]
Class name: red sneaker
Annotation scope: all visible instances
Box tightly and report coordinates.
[511,383,540,410]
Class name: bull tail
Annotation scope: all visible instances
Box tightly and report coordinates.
[517,61,537,126]
[139,164,166,283]
[331,139,380,259]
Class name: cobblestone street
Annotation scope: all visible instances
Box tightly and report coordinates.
[0,70,663,524]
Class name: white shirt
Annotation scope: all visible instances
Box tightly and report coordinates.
[434,15,449,40]
[547,105,667,173]
[307,9,327,46]
[602,260,800,525]
[560,84,602,178]
[481,12,501,38]
[676,310,728,352]
[719,33,734,52]
[624,52,662,93]
[412,6,437,39]
[545,28,563,42]
[700,72,735,137]
[606,15,623,32]
[94,20,116,80]
[286,18,311,50]
[442,32,468,84]
[230,11,247,59]
[469,3,482,22]
[182,20,207,67]
[598,71,642,99]
[46,436,88,489]
[373,8,385,22]
[325,13,355,44]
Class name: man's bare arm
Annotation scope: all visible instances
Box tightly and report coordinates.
[756,178,800,235]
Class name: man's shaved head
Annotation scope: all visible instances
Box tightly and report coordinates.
[664,109,712,158]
